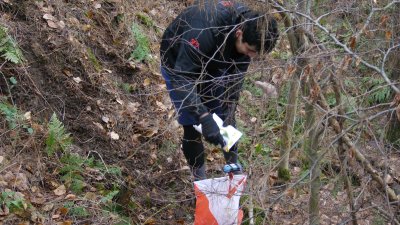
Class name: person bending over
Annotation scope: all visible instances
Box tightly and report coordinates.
[160,0,279,180]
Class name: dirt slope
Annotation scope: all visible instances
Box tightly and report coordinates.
[0,0,196,224]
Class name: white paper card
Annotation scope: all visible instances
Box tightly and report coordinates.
[193,113,242,152]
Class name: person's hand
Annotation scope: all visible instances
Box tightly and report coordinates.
[199,113,225,148]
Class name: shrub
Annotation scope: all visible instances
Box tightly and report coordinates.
[0,26,24,64]
[45,113,72,156]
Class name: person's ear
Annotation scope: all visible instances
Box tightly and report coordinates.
[235,29,243,38]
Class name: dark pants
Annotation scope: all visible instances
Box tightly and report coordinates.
[182,125,238,169]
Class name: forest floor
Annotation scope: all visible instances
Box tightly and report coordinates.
[0,0,399,224]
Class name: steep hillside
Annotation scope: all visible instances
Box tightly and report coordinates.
[0,0,197,224]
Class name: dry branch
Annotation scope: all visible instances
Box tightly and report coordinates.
[310,77,400,202]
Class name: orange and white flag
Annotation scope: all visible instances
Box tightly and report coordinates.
[194,175,247,225]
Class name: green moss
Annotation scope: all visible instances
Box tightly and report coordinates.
[278,167,291,181]
[136,12,154,28]
[87,48,102,72]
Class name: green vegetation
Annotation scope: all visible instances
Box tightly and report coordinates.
[362,77,392,105]
[87,48,102,72]
[0,97,33,134]
[0,99,20,129]
[0,191,30,213]
[130,23,150,62]
[59,153,86,194]
[59,152,122,194]
[45,113,72,156]
[119,82,136,93]
[64,201,90,217]
[278,167,291,181]
[0,26,24,64]
[136,12,154,28]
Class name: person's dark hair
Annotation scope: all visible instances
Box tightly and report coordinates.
[241,11,279,53]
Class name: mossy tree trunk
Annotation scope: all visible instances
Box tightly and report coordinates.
[296,0,322,223]
[277,3,308,181]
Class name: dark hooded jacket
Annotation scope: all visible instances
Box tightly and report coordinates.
[160,0,251,124]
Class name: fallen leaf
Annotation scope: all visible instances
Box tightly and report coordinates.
[58,21,65,29]
[58,207,69,215]
[53,184,66,196]
[355,57,362,67]
[43,14,56,20]
[254,81,278,98]
[42,203,54,212]
[143,78,151,86]
[286,188,297,199]
[57,221,72,225]
[47,20,59,29]
[93,122,104,130]
[24,111,31,120]
[85,10,94,19]
[144,218,156,225]
[143,128,158,137]
[64,194,76,200]
[149,9,158,16]
[181,165,190,170]
[62,69,73,77]
[176,219,185,225]
[84,192,97,201]
[380,15,389,26]
[385,30,392,40]
[109,131,119,140]
[30,196,46,205]
[287,64,296,77]
[30,210,45,223]
[73,77,82,83]
[116,98,124,105]
[12,173,29,191]
[31,186,38,193]
[82,24,92,31]
[384,174,394,184]
[68,17,80,26]
[349,36,356,50]
[101,116,110,123]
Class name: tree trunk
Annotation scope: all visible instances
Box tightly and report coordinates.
[303,74,321,224]
[385,49,400,145]
[295,0,321,223]
[277,5,308,181]
[308,125,321,225]
[331,58,358,225]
